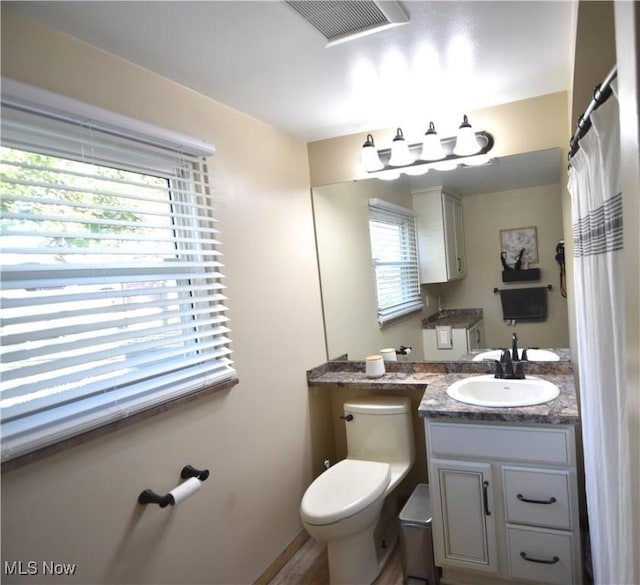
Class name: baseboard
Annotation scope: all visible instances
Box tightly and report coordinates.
[254,530,310,585]
[440,567,524,585]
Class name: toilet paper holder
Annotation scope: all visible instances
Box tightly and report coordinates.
[138,465,210,508]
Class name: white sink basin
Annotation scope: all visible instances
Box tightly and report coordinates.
[472,349,559,362]
[446,374,560,407]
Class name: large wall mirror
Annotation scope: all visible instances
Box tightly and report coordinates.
[312,148,571,361]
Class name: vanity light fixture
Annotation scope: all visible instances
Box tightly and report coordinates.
[453,114,481,155]
[360,115,494,180]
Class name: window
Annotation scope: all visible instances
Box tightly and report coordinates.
[0,80,235,461]
[368,198,423,324]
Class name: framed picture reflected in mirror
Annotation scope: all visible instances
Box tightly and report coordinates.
[500,226,538,267]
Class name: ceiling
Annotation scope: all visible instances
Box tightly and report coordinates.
[7,1,576,143]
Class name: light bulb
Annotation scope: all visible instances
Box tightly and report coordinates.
[453,115,481,156]
[420,122,445,160]
[388,128,415,167]
[360,134,383,172]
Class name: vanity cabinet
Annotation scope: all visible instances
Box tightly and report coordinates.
[422,319,484,360]
[412,188,465,283]
[425,420,582,584]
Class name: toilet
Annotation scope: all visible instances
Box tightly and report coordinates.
[300,396,415,584]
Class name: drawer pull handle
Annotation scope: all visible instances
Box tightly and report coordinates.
[482,480,491,516]
[517,493,557,505]
[520,551,560,565]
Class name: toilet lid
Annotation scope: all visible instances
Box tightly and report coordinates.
[300,459,390,526]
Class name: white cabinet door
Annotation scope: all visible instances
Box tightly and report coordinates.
[466,320,484,351]
[413,189,466,283]
[443,193,465,279]
[430,458,498,573]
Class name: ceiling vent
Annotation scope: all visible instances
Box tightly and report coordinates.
[285,1,409,46]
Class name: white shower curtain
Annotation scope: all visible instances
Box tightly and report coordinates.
[568,90,634,584]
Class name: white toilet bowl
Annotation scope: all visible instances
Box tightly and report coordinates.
[300,396,414,584]
[301,459,391,585]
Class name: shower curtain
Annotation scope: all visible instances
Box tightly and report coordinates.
[568,88,634,584]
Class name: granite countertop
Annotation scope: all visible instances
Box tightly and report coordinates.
[417,372,579,424]
[307,360,579,425]
[422,308,483,329]
[305,368,442,392]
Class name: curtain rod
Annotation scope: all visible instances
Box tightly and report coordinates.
[569,65,618,159]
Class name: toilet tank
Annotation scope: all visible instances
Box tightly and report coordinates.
[343,396,414,465]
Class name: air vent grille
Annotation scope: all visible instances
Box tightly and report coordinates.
[286,1,408,45]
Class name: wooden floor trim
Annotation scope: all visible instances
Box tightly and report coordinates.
[254,530,310,585]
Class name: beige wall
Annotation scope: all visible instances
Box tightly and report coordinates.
[1,9,326,585]
[571,1,616,127]
[437,183,569,349]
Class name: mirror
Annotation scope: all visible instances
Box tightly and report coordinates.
[312,149,571,361]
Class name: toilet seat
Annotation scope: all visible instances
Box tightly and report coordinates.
[301,459,390,526]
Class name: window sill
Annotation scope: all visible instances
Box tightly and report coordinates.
[379,305,424,328]
[1,377,239,473]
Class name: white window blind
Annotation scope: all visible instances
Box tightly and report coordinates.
[0,82,235,461]
[368,198,423,324]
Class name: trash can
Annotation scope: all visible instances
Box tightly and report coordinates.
[398,483,439,585]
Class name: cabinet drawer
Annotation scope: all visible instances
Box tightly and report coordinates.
[503,467,572,529]
[506,525,574,584]
[428,422,573,465]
